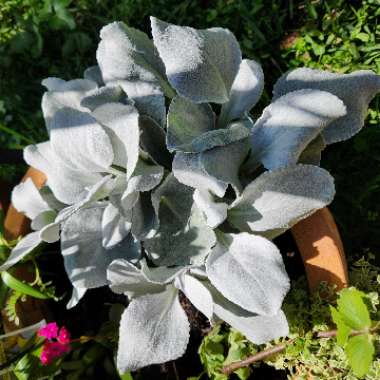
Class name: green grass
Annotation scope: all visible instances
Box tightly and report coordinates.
[0,0,379,257]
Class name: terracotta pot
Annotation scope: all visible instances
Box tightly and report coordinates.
[291,208,349,292]
[1,167,50,333]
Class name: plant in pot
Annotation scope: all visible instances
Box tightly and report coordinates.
[1,16,379,377]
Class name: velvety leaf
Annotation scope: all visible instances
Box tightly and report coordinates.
[206,233,289,315]
[219,59,264,126]
[0,232,41,272]
[102,203,132,249]
[174,274,214,320]
[151,17,241,103]
[167,96,215,153]
[61,204,140,289]
[145,175,216,266]
[117,287,190,372]
[83,65,104,85]
[67,286,87,309]
[39,186,66,211]
[24,142,102,205]
[92,102,139,176]
[193,189,228,228]
[97,22,169,93]
[121,161,164,210]
[113,79,166,127]
[31,210,57,231]
[200,137,250,195]
[346,334,374,378]
[172,152,227,197]
[97,26,168,123]
[50,108,114,172]
[273,68,380,143]
[131,193,158,240]
[228,165,335,234]
[205,282,289,344]
[298,134,326,165]
[80,85,126,111]
[151,174,193,224]
[41,78,97,131]
[139,115,173,168]
[167,96,250,153]
[250,89,346,170]
[141,262,185,284]
[107,259,164,298]
[11,178,50,220]
[146,203,216,266]
[337,288,371,330]
[39,222,60,243]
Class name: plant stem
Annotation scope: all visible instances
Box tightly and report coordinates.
[221,340,293,375]
[222,325,380,375]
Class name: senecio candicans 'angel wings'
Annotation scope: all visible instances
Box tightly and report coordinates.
[2,16,380,374]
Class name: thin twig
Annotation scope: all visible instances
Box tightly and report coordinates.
[222,325,380,375]
[222,340,293,375]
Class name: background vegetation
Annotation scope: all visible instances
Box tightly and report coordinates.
[0,1,379,377]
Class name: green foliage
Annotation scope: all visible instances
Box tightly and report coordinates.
[346,335,375,379]
[198,257,380,379]
[334,288,371,331]
[14,341,61,380]
[198,324,257,380]
[4,290,24,326]
[280,0,380,255]
[331,288,376,378]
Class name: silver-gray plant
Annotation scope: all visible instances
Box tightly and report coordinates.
[1,16,380,374]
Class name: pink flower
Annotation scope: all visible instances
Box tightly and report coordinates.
[38,322,59,340]
[57,326,71,345]
[38,323,71,365]
[40,342,71,365]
